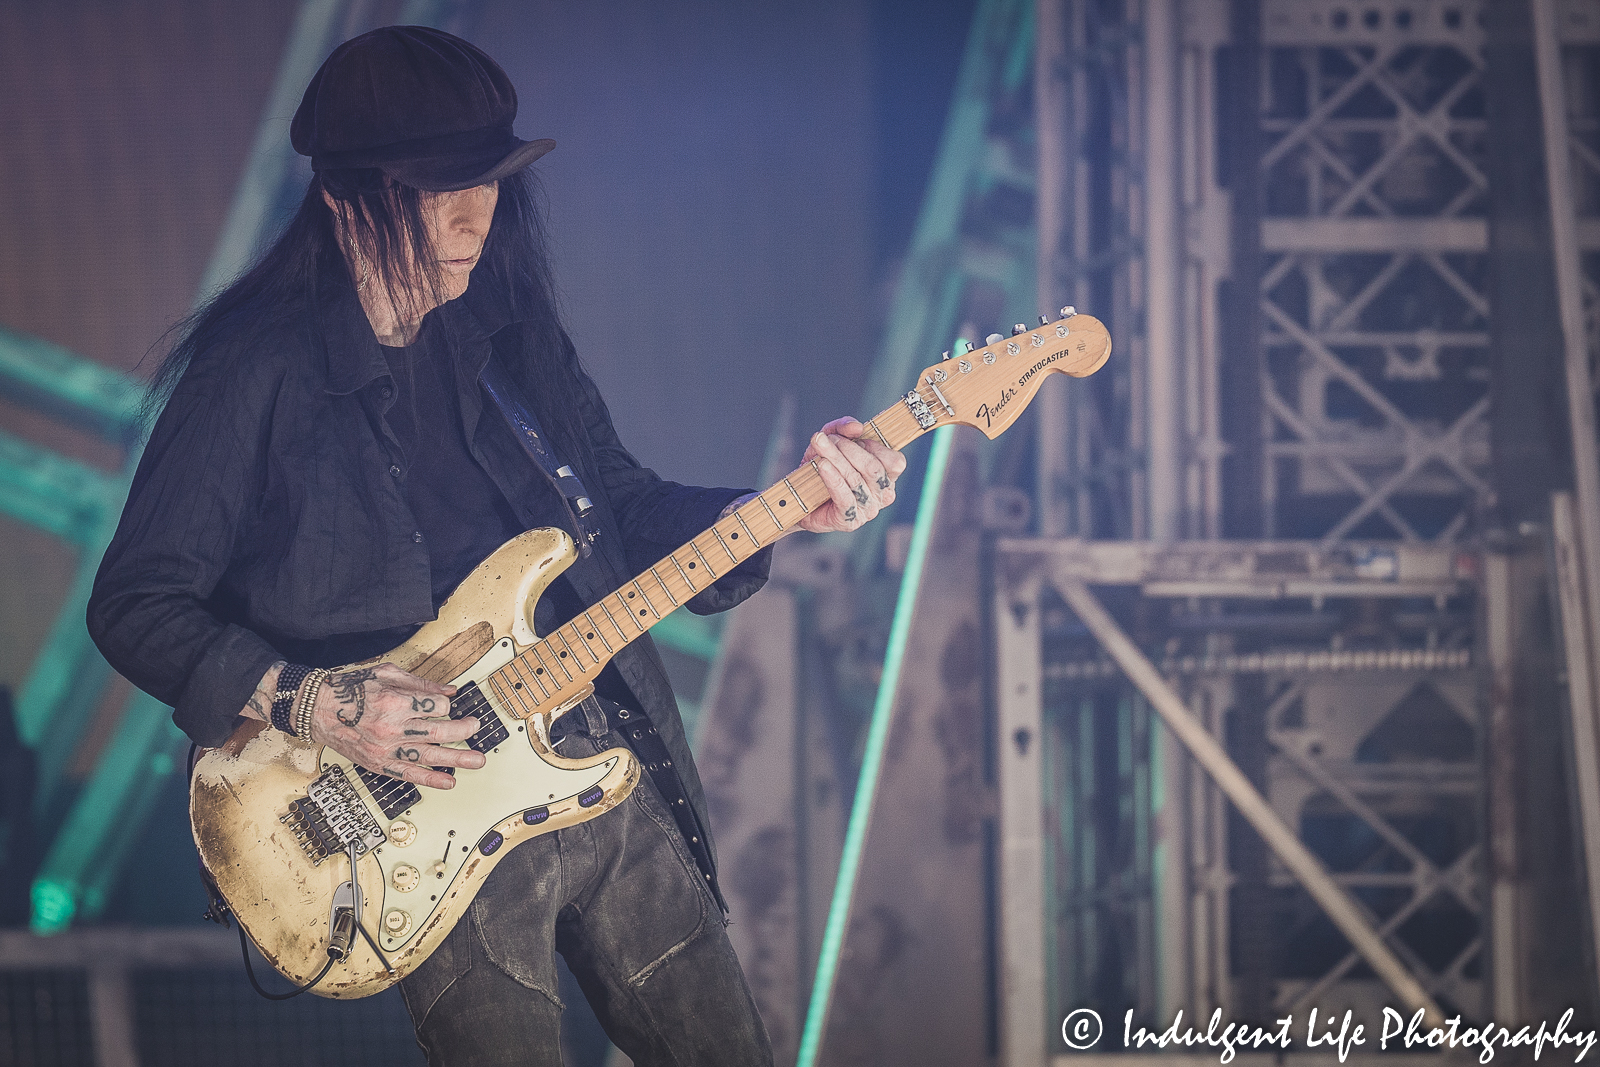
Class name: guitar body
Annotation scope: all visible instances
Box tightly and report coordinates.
[186,310,1111,1000]
[190,527,640,998]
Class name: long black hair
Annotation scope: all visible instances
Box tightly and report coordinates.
[146,167,580,442]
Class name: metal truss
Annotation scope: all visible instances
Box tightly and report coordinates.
[995,536,1483,1054]
[1258,0,1492,543]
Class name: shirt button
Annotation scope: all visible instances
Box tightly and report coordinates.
[413,531,424,543]
[389,465,402,477]
[381,386,393,400]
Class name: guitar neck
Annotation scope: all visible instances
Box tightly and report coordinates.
[486,398,930,715]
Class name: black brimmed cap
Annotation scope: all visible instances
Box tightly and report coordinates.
[291,25,553,192]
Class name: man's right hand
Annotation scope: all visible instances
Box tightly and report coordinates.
[310,663,485,790]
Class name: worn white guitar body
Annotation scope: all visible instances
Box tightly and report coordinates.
[189,311,1111,998]
[191,528,639,998]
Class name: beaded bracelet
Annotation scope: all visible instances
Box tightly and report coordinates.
[272,664,312,735]
[294,668,329,741]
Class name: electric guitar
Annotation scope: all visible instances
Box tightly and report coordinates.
[190,311,1111,997]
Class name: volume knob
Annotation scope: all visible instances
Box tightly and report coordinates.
[387,819,417,847]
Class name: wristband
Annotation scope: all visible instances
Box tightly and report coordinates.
[272,664,312,734]
[295,669,329,741]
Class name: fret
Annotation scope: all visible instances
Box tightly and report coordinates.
[583,610,614,653]
[489,673,535,718]
[867,417,891,449]
[689,541,718,578]
[532,641,571,683]
[509,656,549,700]
[554,627,587,670]
[631,579,660,619]
[649,566,679,607]
[732,511,761,548]
[782,477,810,513]
[711,527,738,563]
[598,598,631,641]
[669,554,697,592]
[757,493,785,530]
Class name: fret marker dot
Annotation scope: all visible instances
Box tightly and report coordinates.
[513,682,522,689]
[639,609,648,616]
[779,500,787,506]
[687,562,696,569]
[559,651,568,658]
[730,532,739,540]
[586,632,594,640]
[535,668,544,675]
[627,591,635,598]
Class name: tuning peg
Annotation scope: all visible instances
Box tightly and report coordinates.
[1012,323,1028,335]
[985,333,1004,345]
[941,350,951,361]
[1058,305,1077,319]
[1037,315,1049,326]
[963,340,976,353]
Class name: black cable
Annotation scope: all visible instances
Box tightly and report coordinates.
[237,921,336,1000]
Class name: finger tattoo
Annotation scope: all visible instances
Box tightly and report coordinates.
[403,728,429,737]
[844,505,859,524]
[411,695,436,715]
[877,473,891,491]
[852,483,869,506]
[396,746,421,763]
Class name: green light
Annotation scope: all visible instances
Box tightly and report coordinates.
[29,878,76,934]
[795,421,957,1067]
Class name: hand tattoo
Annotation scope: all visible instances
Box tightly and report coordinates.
[844,505,858,524]
[877,473,891,491]
[395,746,421,763]
[411,695,436,715]
[404,728,429,737]
[852,483,869,506]
[247,694,266,716]
[329,667,377,727]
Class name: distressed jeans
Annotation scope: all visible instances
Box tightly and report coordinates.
[398,705,773,1067]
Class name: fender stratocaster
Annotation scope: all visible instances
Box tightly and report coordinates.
[190,311,1111,997]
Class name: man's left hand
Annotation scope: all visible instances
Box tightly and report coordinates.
[797,417,908,534]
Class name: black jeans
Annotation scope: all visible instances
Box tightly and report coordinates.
[398,708,773,1067]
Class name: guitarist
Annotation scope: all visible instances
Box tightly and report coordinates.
[86,26,905,1067]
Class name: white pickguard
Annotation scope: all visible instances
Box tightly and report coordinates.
[321,636,617,954]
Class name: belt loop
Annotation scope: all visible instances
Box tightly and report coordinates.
[580,695,610,739]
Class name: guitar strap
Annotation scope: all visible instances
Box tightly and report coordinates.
[479,359,604,557]
[479,360,727,911]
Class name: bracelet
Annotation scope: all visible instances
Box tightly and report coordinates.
[294,668,329,741]
[272,664,312,734]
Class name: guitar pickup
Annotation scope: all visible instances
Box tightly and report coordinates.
[450,681,510,753]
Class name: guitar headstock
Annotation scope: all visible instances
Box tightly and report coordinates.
[905,309,1111,440]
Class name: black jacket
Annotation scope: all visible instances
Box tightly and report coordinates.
[87,274,769,872]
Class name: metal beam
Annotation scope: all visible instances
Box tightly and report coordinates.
[0,429,118,546]
[30,690,185,933]
[0,325,142,442]
[1054,575,1445,1023]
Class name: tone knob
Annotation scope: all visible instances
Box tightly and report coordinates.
[391,864,420,892]
[383,909,413,937]
[387,819,417,847]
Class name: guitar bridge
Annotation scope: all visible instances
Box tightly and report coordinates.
[280,765,386,866]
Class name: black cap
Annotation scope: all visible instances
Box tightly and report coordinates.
[291,26,554,192]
